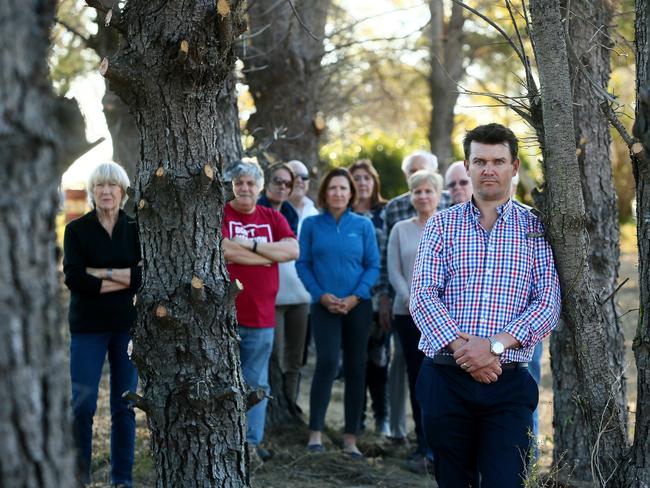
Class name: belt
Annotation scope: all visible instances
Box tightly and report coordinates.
[429,355,528,370]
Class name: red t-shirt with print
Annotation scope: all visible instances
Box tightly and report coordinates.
[223,203,295,328]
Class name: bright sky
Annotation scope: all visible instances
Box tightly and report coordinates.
[61,72,113,188]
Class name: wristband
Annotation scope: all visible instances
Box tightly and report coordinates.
[106,268,113,280]
[252,241,258,253]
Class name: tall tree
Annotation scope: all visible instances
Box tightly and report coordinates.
[549,1,626,480]
[628,0,650,483]
[428,0,466,167]
[0,1,86,486]
[245,0,331,427]
[87,0,249,486]
[245,0,332,168]
[528,0,635,485]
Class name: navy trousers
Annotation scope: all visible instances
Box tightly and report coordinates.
[417,358,538,488]
[309,300,372,435]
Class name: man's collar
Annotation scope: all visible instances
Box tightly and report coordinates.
[468,197,513,221]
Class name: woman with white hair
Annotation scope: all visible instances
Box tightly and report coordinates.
[63,161,141,487]
[222,157,299,465]
[387,169,442,469]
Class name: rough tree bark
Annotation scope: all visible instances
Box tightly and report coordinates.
[628,0,650,484]
[0,1,87,486]
[245,0,331,428]
[428,0,466,169]
[89,0,249,486]
[91,16,242,180]
[246,0,331,169]
[89,16,140,179]
[528,1,629,485]
[550,1,626,481]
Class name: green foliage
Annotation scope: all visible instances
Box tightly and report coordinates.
[320,131,428,199]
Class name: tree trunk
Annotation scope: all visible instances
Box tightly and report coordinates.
[245,0,330,428]
[550,1,626,481]
[246,0,331,170]
[528,1,629,485]
[428,0,465,170]
[0,2,78,487]
[95,1,249,486]
[628,0,650,484]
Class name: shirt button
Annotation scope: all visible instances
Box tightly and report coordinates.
[483,293,489,299]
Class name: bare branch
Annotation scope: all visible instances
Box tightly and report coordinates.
[285,0,319,41]
[601,101,635,148]
[449,0,526,68]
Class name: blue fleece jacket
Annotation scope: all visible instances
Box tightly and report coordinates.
[296,209,380,302]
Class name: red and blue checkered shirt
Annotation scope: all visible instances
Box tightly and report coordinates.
[410,199,561,363]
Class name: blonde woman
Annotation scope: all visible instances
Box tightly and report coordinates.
[387,169,442,466]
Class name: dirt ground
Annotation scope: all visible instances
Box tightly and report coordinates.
[84,246,641,488]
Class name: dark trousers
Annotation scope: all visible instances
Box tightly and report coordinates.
[393,314,426,454]
[70,332,138,487]
[417,358,538,488]
[362,312,389,428]
[309,300,372,435]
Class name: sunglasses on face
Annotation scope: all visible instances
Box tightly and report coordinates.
[447,179,470,189]
[296,174,310,181]
[271,177,293,188]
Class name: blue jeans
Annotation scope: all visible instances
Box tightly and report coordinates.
[70,332,138,487]
[238,326,275,447]
[309,300,372,435]
[529,341,543,439]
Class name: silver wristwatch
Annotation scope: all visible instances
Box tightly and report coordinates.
[489,336,505,356]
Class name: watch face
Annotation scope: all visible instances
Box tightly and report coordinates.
[492,341,505,355]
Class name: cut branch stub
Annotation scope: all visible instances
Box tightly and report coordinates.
[203,164,214,180]
[313,113,326,135]
[155,304,168,318]
[99,57,109,77]
[155,166,165,177]
[228,278,243,301]
[246,387,268,410]
[122,390,150,412]
[217,0,231,16]
[176,40,189,64]
[105,8,113,26]
[215,386,239,402]
[138,199,147,210]
[191,276,206,302]
[633,142,644,156]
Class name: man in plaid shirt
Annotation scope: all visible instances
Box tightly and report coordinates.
[376,151,450,447]
[410,124,561,487]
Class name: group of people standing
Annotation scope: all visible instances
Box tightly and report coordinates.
[63,122,559,488]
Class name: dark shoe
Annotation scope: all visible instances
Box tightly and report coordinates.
[307,443,325,453]
[388,436,408,446]
[405,456,435,476]
[343,449,364,460]
[256,446,273,461]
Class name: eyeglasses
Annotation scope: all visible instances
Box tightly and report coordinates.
[271,177,293,188]
[297,174,310,181]
[447,179,470,189]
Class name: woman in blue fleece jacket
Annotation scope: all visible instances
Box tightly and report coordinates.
[297,167,380,458]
